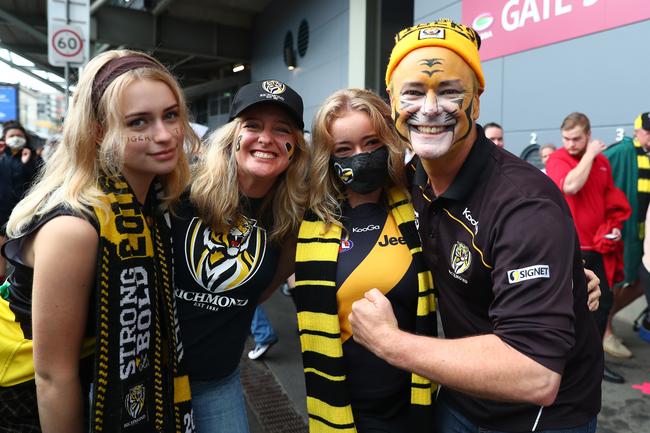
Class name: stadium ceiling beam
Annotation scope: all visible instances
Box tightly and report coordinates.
[0,9,48,43]
[93,6,250,61]
[0,56,65,93]
[0,42,65,78]
[90,0,112,15]
[152,0,176,16]
[183,73,250,99]
[171,55,195,69]
[0,43,46,57]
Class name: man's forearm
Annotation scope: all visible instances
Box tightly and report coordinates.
[563,155,595,194]
[378,330,561,406]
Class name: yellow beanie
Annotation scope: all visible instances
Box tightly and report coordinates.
[385,19,485,94]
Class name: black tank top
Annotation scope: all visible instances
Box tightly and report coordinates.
[0,207,97,387]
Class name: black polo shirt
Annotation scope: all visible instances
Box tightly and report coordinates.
[409,126,602,431]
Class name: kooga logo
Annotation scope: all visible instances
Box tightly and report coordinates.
[507,265,549,284]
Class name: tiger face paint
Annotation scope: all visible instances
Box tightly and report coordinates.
[388,46,479,160]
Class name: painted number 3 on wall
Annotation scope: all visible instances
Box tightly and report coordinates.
[615,128,625,142]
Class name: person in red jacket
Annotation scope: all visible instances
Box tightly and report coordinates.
[546,112,630,384]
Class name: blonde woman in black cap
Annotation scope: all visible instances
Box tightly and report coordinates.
[0,49,197,433]
[171,80,309,433]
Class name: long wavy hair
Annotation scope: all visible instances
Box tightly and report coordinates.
[6,49,198,237]
[189,116,310,242]
[310,88,409,225]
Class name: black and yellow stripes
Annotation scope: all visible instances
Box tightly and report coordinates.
[386,187,438,407]
[294,187,437,432]
[635,139,650,231]
[90,175,193,433]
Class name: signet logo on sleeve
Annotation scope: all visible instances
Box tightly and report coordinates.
[507,265,550,284]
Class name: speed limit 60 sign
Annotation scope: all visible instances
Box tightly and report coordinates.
[49,24,85,65]
[48,0,90,67]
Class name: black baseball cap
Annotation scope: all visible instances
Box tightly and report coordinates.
[635,112,650,132]
[229,80,304,129]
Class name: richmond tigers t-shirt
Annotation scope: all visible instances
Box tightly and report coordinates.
[337,202,419,415]
[172,196,279,381]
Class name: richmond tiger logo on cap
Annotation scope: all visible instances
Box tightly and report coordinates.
[262,80,286,95]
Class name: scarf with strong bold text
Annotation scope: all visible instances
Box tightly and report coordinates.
[294,186,437,433]
[90,174,193,433]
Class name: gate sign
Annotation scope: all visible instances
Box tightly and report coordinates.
[0,85,18,122]
[461,0,650,61]
[50,25,84,64]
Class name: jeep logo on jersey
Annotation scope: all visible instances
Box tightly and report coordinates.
[507,265,550,284]
[450,241,471,275]
[262,80,286,95]
[184,216,266,292]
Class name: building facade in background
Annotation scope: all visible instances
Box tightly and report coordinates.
[195,0,647,161]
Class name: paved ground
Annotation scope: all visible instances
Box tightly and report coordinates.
[244,290,650,433]
[598,297,650,432]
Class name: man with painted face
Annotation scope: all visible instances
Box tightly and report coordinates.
[349,20,603,433]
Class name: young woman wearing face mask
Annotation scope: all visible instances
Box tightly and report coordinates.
[293,88,437,433]
[171,80,309,433]
[0,122,41,283]
[0,50,198,433]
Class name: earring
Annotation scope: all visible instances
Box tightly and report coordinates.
[235,135,242,151]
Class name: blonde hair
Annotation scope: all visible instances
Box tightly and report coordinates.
[310,88,408,225]
[190,116,310,242]
[6,49,197,237]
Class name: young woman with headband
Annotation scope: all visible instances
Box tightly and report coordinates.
[0,49,197,433]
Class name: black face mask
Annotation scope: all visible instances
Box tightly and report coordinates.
[331,146,389,194]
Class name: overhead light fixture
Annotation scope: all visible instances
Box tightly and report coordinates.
[284,31,297,71]
[232,64,245,73]
[284,46,296,71]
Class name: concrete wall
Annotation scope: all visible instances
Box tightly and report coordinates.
[414,1,650,156]
[250,0,349,131]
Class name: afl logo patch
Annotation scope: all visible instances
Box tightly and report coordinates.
[262,80,286,95]
[450,241,471,275]
[339,238,354,253]
[184,216,266,292]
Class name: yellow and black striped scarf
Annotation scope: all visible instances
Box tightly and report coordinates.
[91,175,193,433]
[294,186,437,433]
